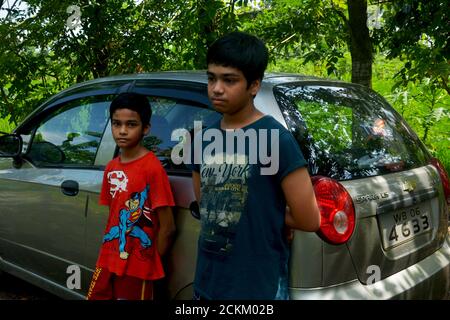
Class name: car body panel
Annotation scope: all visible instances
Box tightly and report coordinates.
[342,165,448,283]
[290,236,450,299]
[0,159,90,297]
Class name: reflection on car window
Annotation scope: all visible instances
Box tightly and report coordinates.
[296,100,353,159]
[143,97,220,171]
[27,96,111,167]
[275,84,429,180]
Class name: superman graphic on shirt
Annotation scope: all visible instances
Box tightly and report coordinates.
[103,185,152,260]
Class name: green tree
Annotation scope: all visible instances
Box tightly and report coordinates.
[376,0,449,94]
[242,0,374,87]
[163,0,239,69]
[0,0,227,123]
[0,0,242,126]
[242,1,346,77]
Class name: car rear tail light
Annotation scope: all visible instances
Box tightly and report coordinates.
[430,158,450,206]
[311,176,355,245]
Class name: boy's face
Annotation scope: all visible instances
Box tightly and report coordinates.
[111,108,149,150]
[207,64,260,115]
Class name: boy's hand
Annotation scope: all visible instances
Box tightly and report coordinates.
[282,168,321,232]
[285,226,294,244]
[284,206,294,244]
[119,251,129,260]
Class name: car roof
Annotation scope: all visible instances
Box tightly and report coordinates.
[62,70,348,92]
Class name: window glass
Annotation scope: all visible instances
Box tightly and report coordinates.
[274,85,429,180]
[27,96,111,167]
[143,97,220,171]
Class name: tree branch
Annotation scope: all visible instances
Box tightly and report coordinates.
[2,0,20,21]
[331,0,349,24]
[439,76,450,95]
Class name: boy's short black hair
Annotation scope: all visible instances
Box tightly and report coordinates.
[207,32,269,86]
[109,92,152,126]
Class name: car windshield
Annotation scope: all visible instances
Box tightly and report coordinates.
[274,83,430,180]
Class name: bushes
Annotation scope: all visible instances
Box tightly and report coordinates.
[0,115,16,134]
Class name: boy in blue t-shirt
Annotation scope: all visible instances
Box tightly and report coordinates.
[189,32,321,299]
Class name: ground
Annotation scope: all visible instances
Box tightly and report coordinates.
[0,272,57,300]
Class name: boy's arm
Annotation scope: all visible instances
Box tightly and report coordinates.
[281,167,321,232]
[156,206,176,256]
[192,171,201,202]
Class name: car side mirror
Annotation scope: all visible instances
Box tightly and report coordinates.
[0,133,22,158]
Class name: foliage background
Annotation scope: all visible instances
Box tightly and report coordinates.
[0,0,448,171]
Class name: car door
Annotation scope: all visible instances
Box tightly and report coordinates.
[84,82,221,299]
[0,95,111,297]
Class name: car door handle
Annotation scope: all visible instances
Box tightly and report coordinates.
[189,201,200,220]
[61,180,79,197]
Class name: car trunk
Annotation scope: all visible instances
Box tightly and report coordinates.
[342,165,448,284]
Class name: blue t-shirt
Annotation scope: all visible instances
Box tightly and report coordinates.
[190,115,307,299]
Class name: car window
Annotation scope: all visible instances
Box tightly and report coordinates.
[143,96,220,172]
[274,84,430,180]
[26,96,111,167]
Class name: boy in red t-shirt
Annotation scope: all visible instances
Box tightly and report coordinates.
[87,93,176,300]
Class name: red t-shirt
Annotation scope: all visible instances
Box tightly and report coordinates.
[97,152,175,280]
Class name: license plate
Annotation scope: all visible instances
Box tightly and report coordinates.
[378,203,432,250]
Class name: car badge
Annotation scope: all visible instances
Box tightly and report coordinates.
[402,180,417,192]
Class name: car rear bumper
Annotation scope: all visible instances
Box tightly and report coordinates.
[289,234,450,300]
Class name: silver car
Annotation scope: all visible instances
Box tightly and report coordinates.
[0,72,449,299]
